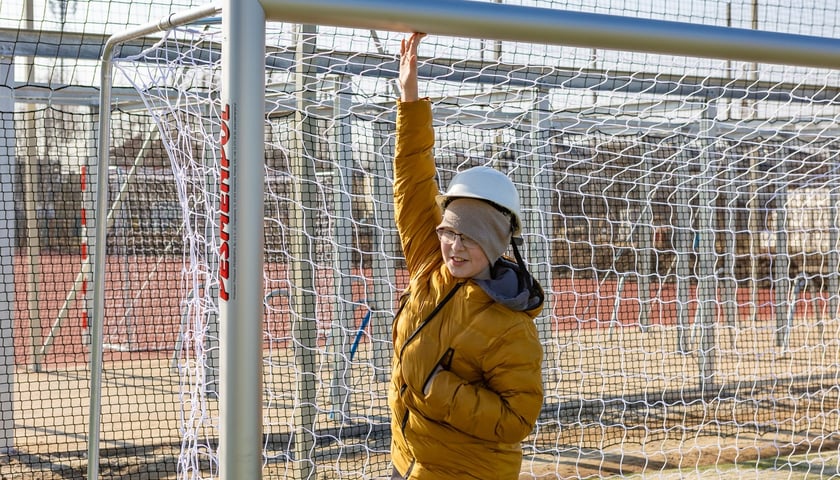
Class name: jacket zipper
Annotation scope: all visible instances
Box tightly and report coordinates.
[398,282,463,363]
[396,283,462,479]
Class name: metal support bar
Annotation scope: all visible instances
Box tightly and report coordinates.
[0,48,16,456]
[694,103,719,393]
[219,2,266,479]
[259,0,840,69]
[327,73,357,422]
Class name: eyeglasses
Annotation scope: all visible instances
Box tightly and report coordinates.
[436,228,480,249]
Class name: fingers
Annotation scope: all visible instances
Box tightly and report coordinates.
[398,32,425,102]
[404,32,426,54]
[400,33,422,69]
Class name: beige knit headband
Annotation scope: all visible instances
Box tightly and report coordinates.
[437,197,512,262]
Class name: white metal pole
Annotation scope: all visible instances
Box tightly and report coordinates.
[773,155,791,350]
[695,104,718,393]
[370,121,397,382]
[328,74,355,422]
[290,22,319,479]
[0,47,16,456]
[220,0,266,478]
[638,157,653,329]
[526,90,556,382]
[673,145,694,354]
[22,0,42,374]
[258,0,840,70]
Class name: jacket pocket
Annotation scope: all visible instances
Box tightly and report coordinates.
[421,348,454,395]
[439,347,454,370]
[399,383,410,434]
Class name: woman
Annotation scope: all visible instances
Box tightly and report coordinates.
[388,32,545,480]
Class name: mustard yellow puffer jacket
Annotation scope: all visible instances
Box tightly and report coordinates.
[388,99,545,480]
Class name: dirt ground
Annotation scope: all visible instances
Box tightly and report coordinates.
[3,437,839,479]
[2,340,839,479]
[5,256,840,479]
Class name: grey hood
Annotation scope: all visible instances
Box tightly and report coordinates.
[473,257,544,312]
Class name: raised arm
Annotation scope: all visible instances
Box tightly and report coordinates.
[393,33,442,277]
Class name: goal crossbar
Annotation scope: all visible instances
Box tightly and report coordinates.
[260,0,840,69]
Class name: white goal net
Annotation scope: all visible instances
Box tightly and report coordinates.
[107,3,840,479]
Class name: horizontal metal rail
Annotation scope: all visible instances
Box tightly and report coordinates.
[260,0,840,70]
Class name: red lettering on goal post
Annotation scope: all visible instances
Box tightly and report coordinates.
[219,104,231,301]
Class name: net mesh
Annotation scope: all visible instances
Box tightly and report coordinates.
[5,0,840,479]
[109,18,840,478]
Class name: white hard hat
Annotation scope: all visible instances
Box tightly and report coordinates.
[435,166,523,237]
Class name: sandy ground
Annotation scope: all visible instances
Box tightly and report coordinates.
[2,321,839,479]
[5,255,839,478]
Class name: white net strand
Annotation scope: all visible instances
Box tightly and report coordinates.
[109,9,840,479]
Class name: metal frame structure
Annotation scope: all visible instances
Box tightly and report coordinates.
[92,6,222,478]
[90,1,840,479]
[0,46,15,457]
